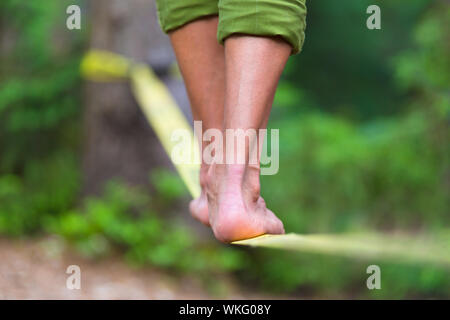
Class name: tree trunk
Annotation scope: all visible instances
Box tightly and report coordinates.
[82,0,191,195]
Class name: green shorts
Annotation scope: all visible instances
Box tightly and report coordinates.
[155,0,307,54]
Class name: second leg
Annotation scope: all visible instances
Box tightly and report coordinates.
[169,16,225,226]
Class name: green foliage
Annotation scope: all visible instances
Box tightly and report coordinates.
[0,164,245,276]
[0,0,83,172]
[285,0,432,119]
[151,169,190,203]
[393,5,450,93]
[45,180,245,274]
[0,151,80,235]
[266,108,448,233]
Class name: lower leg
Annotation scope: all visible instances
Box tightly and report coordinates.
[169,17,225,226]
[208,35,291,242]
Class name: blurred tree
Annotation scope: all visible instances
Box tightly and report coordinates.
[82,0,190,195]
[284,0,432,120]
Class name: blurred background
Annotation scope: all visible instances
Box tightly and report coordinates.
[0,0,448,299]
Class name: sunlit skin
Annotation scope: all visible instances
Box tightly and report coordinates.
[169,17,289,242]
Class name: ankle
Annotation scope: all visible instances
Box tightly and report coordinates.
[224,164,246,178]
[199,163,210,189]
[212,164,261,201]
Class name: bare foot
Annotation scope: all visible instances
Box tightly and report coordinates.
[189,164,210,226]
[206,164,284,242]
[189,191,209,226]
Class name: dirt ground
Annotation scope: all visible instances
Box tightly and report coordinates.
[0,237,281,300]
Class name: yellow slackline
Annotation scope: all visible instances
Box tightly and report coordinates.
[81,50,450,267]
[233,233,450,266]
